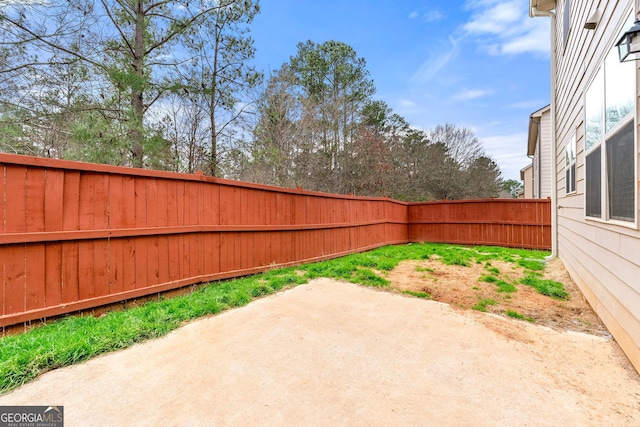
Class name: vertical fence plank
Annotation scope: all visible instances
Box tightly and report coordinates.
[26,168,45,232]
[25,244,46,311]
[109,239,123,295]
[146,178,159,228]
[148,236,160,286]
[79,172,96,230]
[62,171,80,231]
[44,170,64,232]
[78,240,95,300]
[135,237,149,290]
[156,180,169,227]
[165,180,178,228]
[44,243,62,308]
[123,238,137,292]
[135,177,147,228]
[157,235,170,285]
[167,235,181,282]
[5,166,26,233]
[94,173,109,230]
[121,176,136,229]
[94,239,110,297]
[61,241,79,304]
[3,245,25,315]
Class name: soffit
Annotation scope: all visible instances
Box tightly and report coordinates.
[530,0,556,12]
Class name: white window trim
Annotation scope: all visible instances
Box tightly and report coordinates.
[565,133,576,195]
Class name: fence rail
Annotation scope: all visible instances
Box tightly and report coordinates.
[0,154,550,329]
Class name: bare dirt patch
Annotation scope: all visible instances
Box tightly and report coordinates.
[386,257,609,337]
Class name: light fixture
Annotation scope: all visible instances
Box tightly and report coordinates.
[615,18,640,62]
[583,9,600,30]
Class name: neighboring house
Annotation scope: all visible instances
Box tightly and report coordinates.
[519,164,534,198]
[526,105,552,198]
[530,0,640,371]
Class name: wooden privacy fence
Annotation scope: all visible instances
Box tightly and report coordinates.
[0,153,550,328]
[408,199,551,250]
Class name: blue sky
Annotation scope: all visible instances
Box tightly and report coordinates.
[248,0,551,181]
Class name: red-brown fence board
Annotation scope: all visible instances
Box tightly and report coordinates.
[408,199,551,250]
[0,153,550,328]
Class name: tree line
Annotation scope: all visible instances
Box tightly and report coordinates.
[1,1,510,200]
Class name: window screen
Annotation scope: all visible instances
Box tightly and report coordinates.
[607,121,635,221]
[586,147,602,218]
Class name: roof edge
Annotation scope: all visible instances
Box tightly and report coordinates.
[530,0,556,14]
[527,104,550,156]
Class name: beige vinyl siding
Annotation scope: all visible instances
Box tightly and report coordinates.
[539,110,553,198]
[522,165,534,198]
[553,0,640,371]
[532,137,540,197]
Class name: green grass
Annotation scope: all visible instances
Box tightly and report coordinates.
[0,242,552,395]
[521,275,569,300]
[517,259,546,271]
[505,310,535,323]
[402,290,432,299]
[479,274,517,293]
[472,298,497,312]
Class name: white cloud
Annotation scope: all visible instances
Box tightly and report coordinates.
[424,10,445,22]
[411,37,459,83]
[399,99,417,108]
[463,0,550,56]
[453,88,492,101]
[501,21,550,55]
[409,9,444,22]
[479,132,530,180]
[464,1,520,34]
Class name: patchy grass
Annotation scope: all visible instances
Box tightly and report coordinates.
[479,274,517,293]
[402,290,432,299]
[521,275,569,300]
[517,259,546,271]
[485,266,501,275]
[505,310,535,322]
[472,298,497,312]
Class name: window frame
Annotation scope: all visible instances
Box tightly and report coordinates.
[583,10,638,228]
[565,133,576,195]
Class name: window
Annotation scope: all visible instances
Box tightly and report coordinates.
[565,134,576,194]
[563,0,571,48]
[584,12,636,223]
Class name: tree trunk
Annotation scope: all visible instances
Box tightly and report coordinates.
[131,0,145,168]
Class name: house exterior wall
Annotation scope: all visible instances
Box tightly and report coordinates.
[537,108,553,198]
[527,105,552,199]
[522,164,534,198]
[548,0,640,371]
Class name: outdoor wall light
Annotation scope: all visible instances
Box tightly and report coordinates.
[583,9,600,30]
[615,18,640,62]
